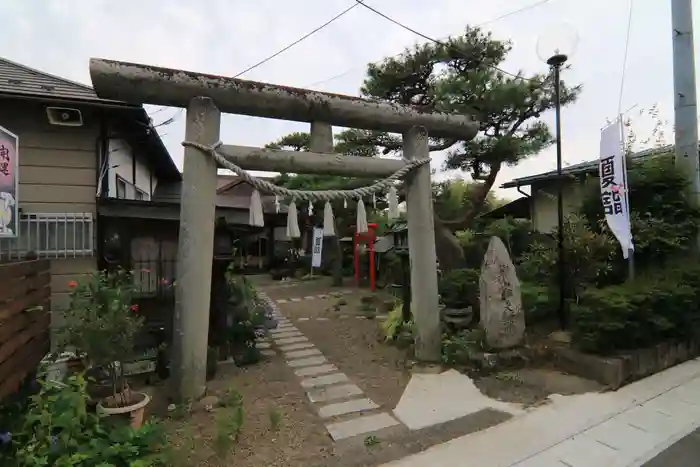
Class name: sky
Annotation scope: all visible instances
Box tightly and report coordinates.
[1,0,697,199]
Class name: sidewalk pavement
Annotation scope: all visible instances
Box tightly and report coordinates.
[382,357,700,467]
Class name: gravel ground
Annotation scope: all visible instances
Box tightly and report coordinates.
[158,358,336,466]
[155,277,576,466]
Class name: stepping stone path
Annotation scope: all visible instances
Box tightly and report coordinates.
[275,290,352,304]
[256,291,403,441]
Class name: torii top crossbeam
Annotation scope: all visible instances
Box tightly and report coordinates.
[89,58,479,140]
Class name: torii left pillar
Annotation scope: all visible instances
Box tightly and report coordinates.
[172,97,220,402]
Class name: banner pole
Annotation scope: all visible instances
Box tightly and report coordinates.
[619,114,635,281]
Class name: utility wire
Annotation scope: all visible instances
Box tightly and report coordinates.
[233,3,360,78]
[617,0,634,117]
[307,0,554,87]
[354,0,542,81]
[143,6,360,138]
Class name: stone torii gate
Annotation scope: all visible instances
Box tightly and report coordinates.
[89,58,479,401]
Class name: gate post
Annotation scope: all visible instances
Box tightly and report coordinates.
[403,126,441,362]
[172,97,221,401]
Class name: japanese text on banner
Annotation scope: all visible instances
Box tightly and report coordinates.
[599,120,633,259]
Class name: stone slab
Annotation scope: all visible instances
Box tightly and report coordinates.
[301,372,349,389]
[298,317,310,321]
[287,356,327,368]
[307,383,363,403]
[272,329,301,336]
[270,326,296,333]
[291,298,302,302]
[274,335,304,342]
[276,336,309,345]
[286,348,322,359]
[295,364,338,377]
[257,342,271,349]
[393,369,521,430]
[271,330,301,337]
[276,299,288,303]
[326,412,400,440]
[260,350,277,357]
[318,398,380,418]
[280,342,315,351]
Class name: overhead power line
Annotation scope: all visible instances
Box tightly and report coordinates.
[145,5,360,129]
[307,0,554,87]
[353,0,545,81]
[617,0,635,116]
[233,2,360,78]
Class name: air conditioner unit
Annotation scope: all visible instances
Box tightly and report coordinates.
[46,107,83,127]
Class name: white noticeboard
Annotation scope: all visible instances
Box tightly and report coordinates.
[0,125,18,239]
[311,227,323,268]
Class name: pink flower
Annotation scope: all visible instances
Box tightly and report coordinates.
[130,304,139,313]
[67,280,78,288]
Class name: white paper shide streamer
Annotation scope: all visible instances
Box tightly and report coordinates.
[248,189,264,227]
[323,201,335,236]
[356,198,368,233]
[286,200,301,239]
[387,186,399,219]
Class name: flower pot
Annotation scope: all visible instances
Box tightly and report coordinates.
[97,392,151,430]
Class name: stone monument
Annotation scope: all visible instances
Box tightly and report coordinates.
[479,236,525,349]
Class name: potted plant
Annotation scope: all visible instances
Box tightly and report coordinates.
[56,268,151,429]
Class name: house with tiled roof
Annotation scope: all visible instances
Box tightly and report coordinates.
[0,56,180,324]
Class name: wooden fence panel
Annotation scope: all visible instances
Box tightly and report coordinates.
[0,259,51,401]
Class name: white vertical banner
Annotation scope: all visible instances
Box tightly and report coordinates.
[599,119,634,258]
[311,227,323,268]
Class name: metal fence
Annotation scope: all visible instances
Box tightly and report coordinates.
[0,213,94,261]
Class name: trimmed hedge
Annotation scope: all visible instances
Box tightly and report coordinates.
[571,262,700,354]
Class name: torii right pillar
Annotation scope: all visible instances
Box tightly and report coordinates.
[403,126,441,362]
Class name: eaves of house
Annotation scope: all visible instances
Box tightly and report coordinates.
[0,57,180,182]
[500,144,675,189]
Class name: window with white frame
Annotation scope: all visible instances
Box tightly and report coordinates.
[0,213,94,260]
[116,176,128,199]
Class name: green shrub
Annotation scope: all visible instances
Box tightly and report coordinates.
[521,282,556,324]
[579,156,700,271]
[441,329,484,366]
[572,267,700,354]
[439,268,480,309]
[8,374,167,466]
[481,217,539,261]
[382,301,413,345]
[518,214,616,299]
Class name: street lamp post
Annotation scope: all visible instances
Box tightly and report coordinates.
[537,26,578,331]
[549,53,568,330]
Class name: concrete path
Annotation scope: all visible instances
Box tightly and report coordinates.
[382,357,700,467]
[258,291,402,442]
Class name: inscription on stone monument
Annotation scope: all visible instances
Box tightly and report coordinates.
[479,236,525,349]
